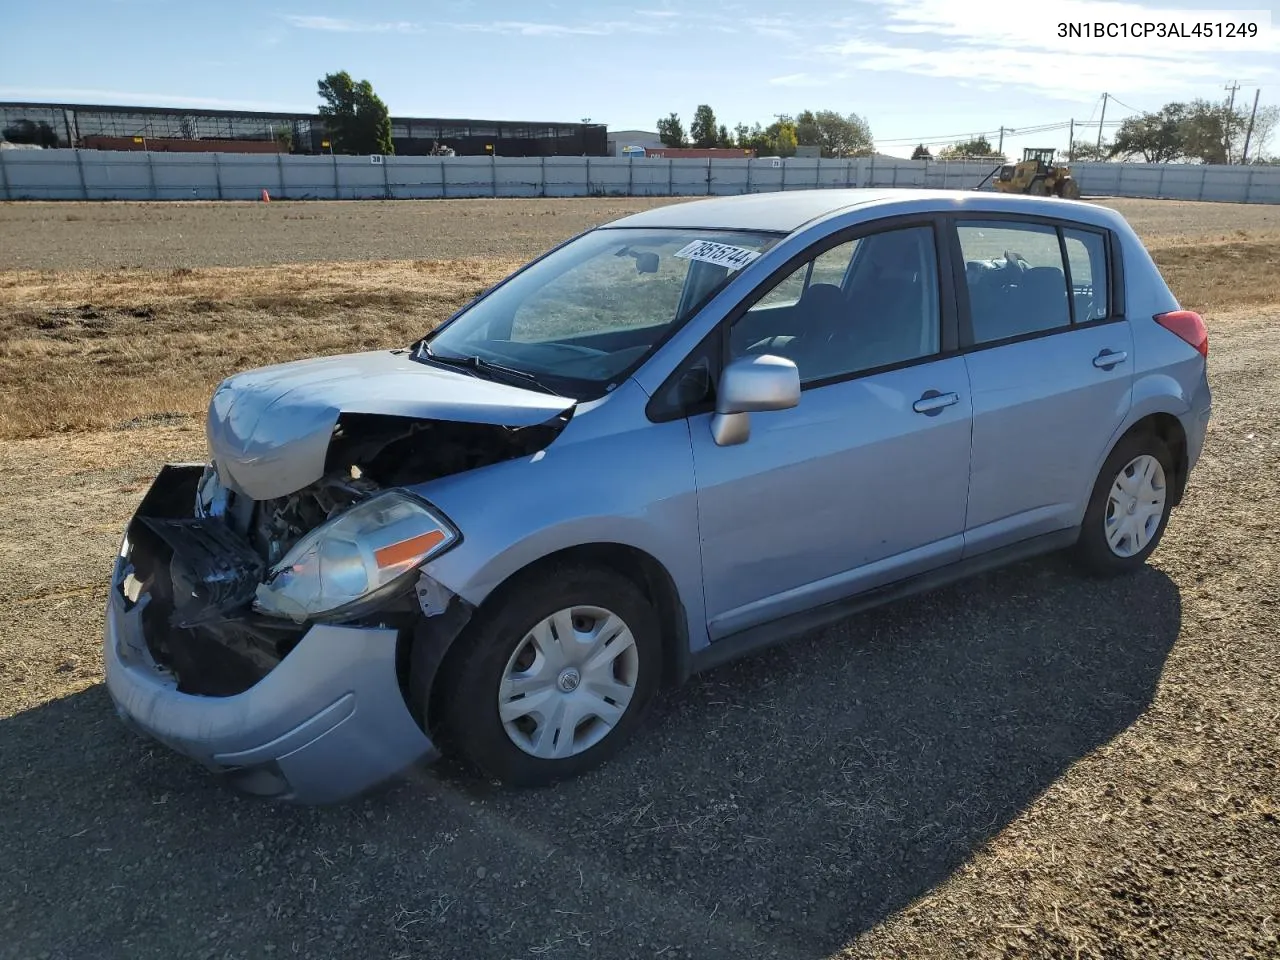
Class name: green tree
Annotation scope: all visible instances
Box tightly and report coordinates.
[1181,97,1277,164]
[716,124,732,148]
[1241,104,1279,163]
[657,112,687,147]
[911,143,931,160]
[274,125,294,153]
[1180,98,1236,164]
[1105,98,1278,164]
[317,71,393,155]
[774,121,798,157]
[1108,104,1187,163]
[812,109,874,157]
[795,110,821,148]
[742,122,770,154]
[733,122,751,148]
[938,136,1002,160]
[1068,140,1109,162]
[690,104,718,148]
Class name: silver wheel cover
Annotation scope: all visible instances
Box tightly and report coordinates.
[1105,454,1167,558]
[497,605,639,759]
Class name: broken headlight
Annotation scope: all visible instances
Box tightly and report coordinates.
[252,490,459,623]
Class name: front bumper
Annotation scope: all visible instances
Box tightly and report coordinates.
[103,467,439,804]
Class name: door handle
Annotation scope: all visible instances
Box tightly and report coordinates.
[1093,349,1128,369]
[913,390,959,415]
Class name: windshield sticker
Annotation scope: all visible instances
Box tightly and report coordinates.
[673,240,761,272]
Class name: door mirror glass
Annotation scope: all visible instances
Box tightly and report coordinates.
[711,355,800,446]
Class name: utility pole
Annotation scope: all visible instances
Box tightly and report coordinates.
[1241,88,1262,164]
[1068,118,1075,161]
[1096,92,1108,150]
[997,126,1005,154]
[1224,81,1241,162]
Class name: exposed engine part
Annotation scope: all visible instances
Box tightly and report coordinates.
[251,472,380,567]
[324,412,569,489]
[126,472,309,696]
[195,463,229,519]
[215,413,568,568]
[139,516,266,627]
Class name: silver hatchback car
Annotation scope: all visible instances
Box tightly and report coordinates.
[104,189,1211,802]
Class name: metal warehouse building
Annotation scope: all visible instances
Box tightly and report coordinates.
[0,101,609,157]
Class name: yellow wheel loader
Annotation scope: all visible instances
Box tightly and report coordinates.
[990,148,1081,199]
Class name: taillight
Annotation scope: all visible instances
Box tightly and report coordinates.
[1154,310,1208,358]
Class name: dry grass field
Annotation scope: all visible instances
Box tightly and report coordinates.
[0,197,1277,960]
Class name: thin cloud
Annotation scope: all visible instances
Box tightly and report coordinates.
[746,16,799,41]
[0,87,312,112]
[818,0,1278,100]
[769,73,829,88]
[282,15,421,33]
[448,19,665,36]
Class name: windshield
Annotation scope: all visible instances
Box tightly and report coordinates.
[419,227,781,397]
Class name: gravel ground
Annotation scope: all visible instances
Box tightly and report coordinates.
[0,199,1277,959]
[1,196,1276,270]
[0,198,689,270]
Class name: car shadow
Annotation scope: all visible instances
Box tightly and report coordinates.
[0,556,1180,960]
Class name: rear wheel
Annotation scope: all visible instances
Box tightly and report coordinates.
[1057,177,1081,200]
[1073,433,1175,577]
[436,565,661,786]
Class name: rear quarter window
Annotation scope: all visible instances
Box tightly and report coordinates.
[1063,228,1110,322]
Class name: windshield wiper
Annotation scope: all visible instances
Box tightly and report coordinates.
[418,344,558,395]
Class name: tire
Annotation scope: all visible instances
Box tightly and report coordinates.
[1073,432,1175,577]
[1027,179,1050,196]
[1058,177,1081,200]
[435,565,662,787]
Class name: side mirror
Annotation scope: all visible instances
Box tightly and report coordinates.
[711,354,800,446]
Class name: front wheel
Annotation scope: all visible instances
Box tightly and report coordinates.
[435,565,662,786]
[1073,433,1175,577]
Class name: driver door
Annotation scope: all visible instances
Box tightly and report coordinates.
[685,221,973,639]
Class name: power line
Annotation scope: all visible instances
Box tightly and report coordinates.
[1084,94,1103,126]
[878,123,1121,150]
[1106,95,1143,115]
[876,118,1123,145]
[875,128,1008,144]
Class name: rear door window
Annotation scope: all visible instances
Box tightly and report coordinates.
[957,221,1070,344]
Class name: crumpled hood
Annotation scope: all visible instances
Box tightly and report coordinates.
[206,349,575,500]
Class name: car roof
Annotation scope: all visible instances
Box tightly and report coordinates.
[603,188,1126,236]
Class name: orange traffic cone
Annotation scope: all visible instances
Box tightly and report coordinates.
[261,188,270,202]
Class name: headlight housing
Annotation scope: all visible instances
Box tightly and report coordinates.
[253,490,458,623]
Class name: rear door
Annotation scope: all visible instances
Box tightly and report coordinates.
[954,217,1133,555]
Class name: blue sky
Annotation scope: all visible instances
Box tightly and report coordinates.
[3,0,1277,158]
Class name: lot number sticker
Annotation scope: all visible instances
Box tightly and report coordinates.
[673,240,761,272]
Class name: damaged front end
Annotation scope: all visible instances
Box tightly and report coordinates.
[105,355,575,802]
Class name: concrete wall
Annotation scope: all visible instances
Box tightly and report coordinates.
[3,149,1279,204]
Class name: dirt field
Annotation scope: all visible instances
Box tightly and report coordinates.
[1,197,1276,441]
[0,198,1277,960]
